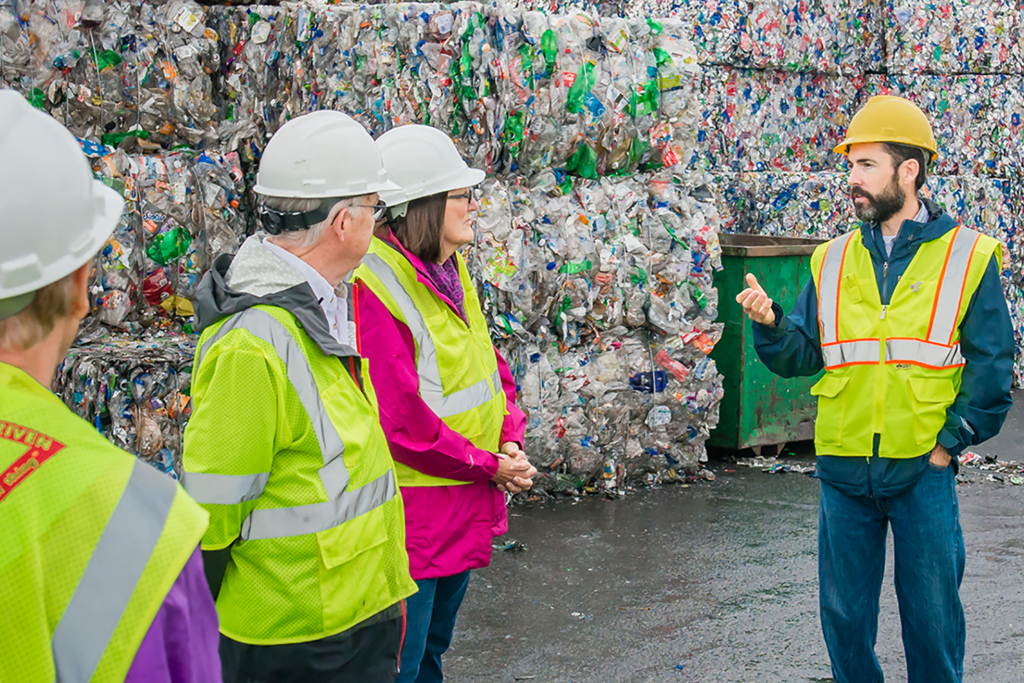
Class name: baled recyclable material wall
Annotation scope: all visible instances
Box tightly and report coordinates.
[3,1,726,487]
[210,2,728,487]
[2,0,1023,483]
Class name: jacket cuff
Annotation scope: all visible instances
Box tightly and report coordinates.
[474,450,501,480]
[499,439,523,451]
[936,427,966,458]
[939,407,978,458]
[752,302,787,339]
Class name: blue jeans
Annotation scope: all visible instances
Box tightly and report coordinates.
[398,571,471,683]
[819,463,966,683]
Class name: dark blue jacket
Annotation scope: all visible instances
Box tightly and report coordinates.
[752,198,1014,498]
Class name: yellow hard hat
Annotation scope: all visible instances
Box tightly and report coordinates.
[833,95,938,162]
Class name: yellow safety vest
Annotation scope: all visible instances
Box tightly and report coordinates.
[353,238,507,487]
[182,304,415,645]
[809,226,1001,458]
[0,362,208,683]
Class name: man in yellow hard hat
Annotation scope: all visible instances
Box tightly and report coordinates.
[736,95,1013,682]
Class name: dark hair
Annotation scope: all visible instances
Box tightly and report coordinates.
[377,191,448,263]
[882,142,929,192]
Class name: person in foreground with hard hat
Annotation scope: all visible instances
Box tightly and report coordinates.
[736,95,1013,682]
[0,90,221,682]
[181,111,417,683]
[353,125,536,683]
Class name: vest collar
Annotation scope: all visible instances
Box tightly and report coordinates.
[375,231,466,319]
[858,197,958,261]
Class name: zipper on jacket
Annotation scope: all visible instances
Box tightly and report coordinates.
[867,434,882,499]
[879,253,891,321]
[866,456,873,498]
[882,260,889,302]
[346,356,366,395]
[351,282,361,355]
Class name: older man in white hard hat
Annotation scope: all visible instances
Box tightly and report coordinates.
[0,91,221,682]
[181,111,416,683]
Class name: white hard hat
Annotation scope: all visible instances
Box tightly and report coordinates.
[376,125,485,213]
[253,110,399,199]
[0,90,124,320]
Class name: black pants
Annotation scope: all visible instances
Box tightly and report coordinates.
[220,609,403,683]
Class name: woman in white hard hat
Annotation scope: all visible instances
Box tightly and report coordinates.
[353,125,537,683]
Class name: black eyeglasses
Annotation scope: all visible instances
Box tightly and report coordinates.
[352,202,389,220]
[448,190,477,203]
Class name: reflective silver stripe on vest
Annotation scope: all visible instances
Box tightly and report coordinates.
[885,339,965,369]
[928,227,980,346]
[821,340,880,369]
[816,232,855,345]
[362,253,500,419]
[436,368,503,420]
[194,308,347,485]
[241,469,396,541]
[191,308,395,540]
[181,471,270,505]
[53,458,175,683]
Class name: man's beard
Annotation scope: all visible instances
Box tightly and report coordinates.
[850,173,906,224]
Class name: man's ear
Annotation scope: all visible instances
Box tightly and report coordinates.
[329,205,348,242]
[901,158,920,189]
[70,262,91,319]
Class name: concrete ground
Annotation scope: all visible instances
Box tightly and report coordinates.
[446,395,1024,682]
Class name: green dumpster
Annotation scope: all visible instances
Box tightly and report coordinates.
[709,234,826,455]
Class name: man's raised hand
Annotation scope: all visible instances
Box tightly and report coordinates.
[735,273,776,326]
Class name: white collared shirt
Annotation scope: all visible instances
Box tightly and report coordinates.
[262,238,352,346]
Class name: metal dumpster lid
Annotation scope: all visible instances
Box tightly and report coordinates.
[719,233,826,257]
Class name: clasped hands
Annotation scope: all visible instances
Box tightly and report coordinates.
[492,442,537,494]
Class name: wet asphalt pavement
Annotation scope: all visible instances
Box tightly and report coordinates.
[447,398,1024,682]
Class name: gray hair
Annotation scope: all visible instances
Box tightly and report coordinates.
[262,196,355,250]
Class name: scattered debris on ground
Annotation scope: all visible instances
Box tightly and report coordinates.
[957,451,1024,486]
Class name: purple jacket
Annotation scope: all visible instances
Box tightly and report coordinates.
[356,237,527,581]
[126,546,221,682]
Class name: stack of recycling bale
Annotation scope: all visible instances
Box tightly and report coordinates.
[1,0,249,476]
[53,336,196,479]
[2,1,250,332]
[2,0,728,488]
[1,0,222,148]
[263,1,728,488]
